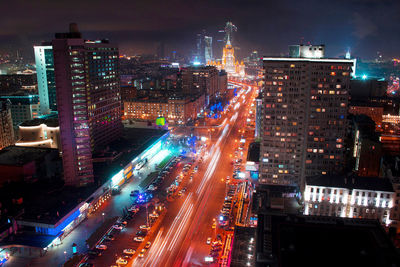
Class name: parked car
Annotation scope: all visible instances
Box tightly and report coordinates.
[96,244,107,250]
[133,237,144,242]
[145,241,152,249]
[116,258,128,265]
[123,249,135,255]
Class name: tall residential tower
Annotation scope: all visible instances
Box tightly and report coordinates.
[53,23,122,186]
[260,46,354,189]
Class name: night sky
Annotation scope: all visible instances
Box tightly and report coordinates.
[0,0,399,60]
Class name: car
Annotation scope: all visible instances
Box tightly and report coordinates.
[133,237,144,242]
[177,191,183,197]
[138,249,146,258]
[136,230,147,237]
[104,235,115,241]
[150,212,159,218]
[116,257,128,265]
[206,237,212,245]
[128,205,139,212]
[140,225,150,231]
[123,249,135,255]
[212,222,217,229]
[145,241,151,249]
[96,244,107,250]
[113,225,123,230]
[123,254,132,259]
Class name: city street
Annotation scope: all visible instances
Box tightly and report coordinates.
[129,85,258,267]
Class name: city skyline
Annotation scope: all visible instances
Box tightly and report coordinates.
[0,0,399,60]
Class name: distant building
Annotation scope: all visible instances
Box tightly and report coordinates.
[217,70,228,96]
[208,38,245,77]
[16,118,60,149]
[304,174,394,224]
[52,23,122,186]
[0,100,14,150]
[349,105,384,130]
[34,44,57,114]
[0,73,37,94]
[350,78,388,99]
[0,95,40,126]
[350,115,382,177]
[181,66,218,100]
[260,53,354,188]
[204,36,213,64]
[124,94,205,125]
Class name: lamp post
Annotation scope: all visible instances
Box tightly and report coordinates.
[64,251,67,262]
[102,213,105,223]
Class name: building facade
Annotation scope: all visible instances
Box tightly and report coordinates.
[181,66,218,99]
[0,100,14,150]
[304,174,394,225]
[0,95,40,126]
[52,24,122,186]
[124,94,205,125]
[34,45,57,114]
[260,56,354,188]
[16,118,60,149]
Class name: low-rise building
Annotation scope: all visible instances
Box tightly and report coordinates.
[0,95,40,126]
[304,174,394,224]
[16,118,60,149]
[0,100,14,150]
[124,94,205,125]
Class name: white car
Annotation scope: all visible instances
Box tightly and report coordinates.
[123,249,135,255]
[140,225,150,231]
[116,258,128,265]
[96,244,107,250]
[133,237,144,242]
[206,237,212,245]
[113,225,123,230]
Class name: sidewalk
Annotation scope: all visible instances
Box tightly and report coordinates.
[4,150,172,267]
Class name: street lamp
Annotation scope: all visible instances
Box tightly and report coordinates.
[102,213,105,223]
[64,251,67,262]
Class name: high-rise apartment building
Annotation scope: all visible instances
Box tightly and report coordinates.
[181,66,218,100]
[0,100,14,150]
[260,54,354,189]
[34,44,57,114]
[53,23,122,186]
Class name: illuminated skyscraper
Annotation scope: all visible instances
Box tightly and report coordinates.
[53,23,122,186]
[204,36,213,64]
[260,48,354,189]
[34,44,56,114]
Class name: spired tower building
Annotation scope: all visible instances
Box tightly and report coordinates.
[207,22,244,77]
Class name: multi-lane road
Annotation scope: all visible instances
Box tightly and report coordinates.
[130,86,257,267]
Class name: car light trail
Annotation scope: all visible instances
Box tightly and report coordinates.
[168,203,193,251]
[147,193,193,267]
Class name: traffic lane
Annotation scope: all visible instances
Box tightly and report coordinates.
[185,122,241,265]
[171,105,246,266]
[131,156,207,266]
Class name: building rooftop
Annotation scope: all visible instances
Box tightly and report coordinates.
[256,213,400,267]
[306,173,394,192]
[20,118,59,127]
[93,127,168,184]
[0,146,57,166]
